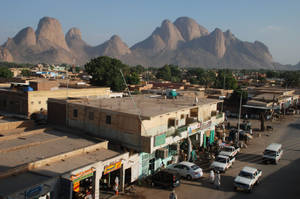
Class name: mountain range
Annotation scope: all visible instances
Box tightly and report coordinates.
[0,16,276,69]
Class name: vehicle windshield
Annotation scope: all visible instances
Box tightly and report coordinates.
[191,165,200,170]
[223,147,234,152]
[239,171,254,179]
[215,157,227,163]
[264,150,276,156]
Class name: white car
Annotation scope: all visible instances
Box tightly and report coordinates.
[219,145,240,157]
[210,155,235,172]
[263,143,283,164]
[168,161,203,180]
[234,166,262,192]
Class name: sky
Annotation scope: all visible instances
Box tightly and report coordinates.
[0,0,299,65]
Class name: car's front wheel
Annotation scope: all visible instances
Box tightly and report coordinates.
[186,175,192,180]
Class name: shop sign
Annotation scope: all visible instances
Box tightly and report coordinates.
[188,123,201,134]
[200,120,211,130]
[70,168,95,182]
[26,185,42,198]
[104,161,122,175]
[73,181,80,192]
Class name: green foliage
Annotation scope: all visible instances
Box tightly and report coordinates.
[130,65,145,74]
[126,72,140,85]
[266,70,280,78]
[0,67,13,78]
[156,65,182,82]
[75,66,81,73]
[214,69,237,90]
[228,86,248,105]
[0,61,34,68]
[21,69,31,77]
[84,56,129,91]
[282,71,300,88]
[186,68,216,87]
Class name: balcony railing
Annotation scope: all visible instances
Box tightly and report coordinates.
[216,113,224,119]
[175,125,188,134]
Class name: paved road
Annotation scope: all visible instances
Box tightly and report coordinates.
[118,115,300,199]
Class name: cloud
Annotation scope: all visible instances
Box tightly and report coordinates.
[260,25,283,33]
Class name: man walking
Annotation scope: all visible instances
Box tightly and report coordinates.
[214,171,221,189]
[169,190,178,199]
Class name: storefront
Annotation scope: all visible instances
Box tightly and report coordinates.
[100,160,122,193]
[70,168,96,199]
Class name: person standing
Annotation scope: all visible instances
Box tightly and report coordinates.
[214,171,221,189]
[169,190,178,199]
[209,170,215,184]
[114,176,119,195]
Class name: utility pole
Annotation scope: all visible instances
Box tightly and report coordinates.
[221,68,225,112]
[237,89,243,145]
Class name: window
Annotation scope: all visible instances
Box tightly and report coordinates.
[38,101,41,104]
[106,115,111,124]
[168,118,175,128]
[89,112,94,120]
[180,114,185,119]
[31,101,34,105]
[73,109,78,118]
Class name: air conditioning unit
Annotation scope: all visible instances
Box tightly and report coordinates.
[156,148,168,159]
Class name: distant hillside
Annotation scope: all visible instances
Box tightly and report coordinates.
[0,16,276,69]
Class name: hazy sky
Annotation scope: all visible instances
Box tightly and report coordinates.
[0,0,299,64]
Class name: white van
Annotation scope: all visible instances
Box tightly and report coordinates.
[263,143,283,164]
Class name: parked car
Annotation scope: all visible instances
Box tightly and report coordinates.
[168,161,203,180]
[287,108,296,115]
[210,155,235,172]
[219,145,240,157]
[233,166,262,192]
[263,143,283,164]
[150,169,181,189]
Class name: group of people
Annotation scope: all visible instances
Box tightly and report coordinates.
[169,169,221,199]
[210,169,221,189]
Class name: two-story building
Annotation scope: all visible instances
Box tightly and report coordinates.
[48,95,224,178]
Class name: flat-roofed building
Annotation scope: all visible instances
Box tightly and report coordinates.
[0,124,138,199]
[0,81,110,118]
[48,95,224,177]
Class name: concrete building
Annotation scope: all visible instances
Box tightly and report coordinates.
[48,95,224,178]
[0,80,110,118]
[0,120,138,199]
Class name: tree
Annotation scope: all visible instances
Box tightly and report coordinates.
[214,70,237,90]
[228,87,248,105]
[130,65,145,74]
[156,65,182,82]
[282,71,300,88]
[84,56,129,91]
[21,69,31,77]
[156,65,172,81]
[0,67,13,78]
[126,72,140,85]
[266,70,279,78]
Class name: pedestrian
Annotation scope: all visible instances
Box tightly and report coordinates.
[114,176,119,195]
[209,170,215,184]
[169,190,177,199]
[161,161,165,169]
[214,171,221,189]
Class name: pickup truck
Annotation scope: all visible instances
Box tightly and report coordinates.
[210,155,235,173]
[219,145,240,157]
[233,166,262,192]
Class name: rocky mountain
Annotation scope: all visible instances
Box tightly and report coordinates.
[0,16,275,69]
